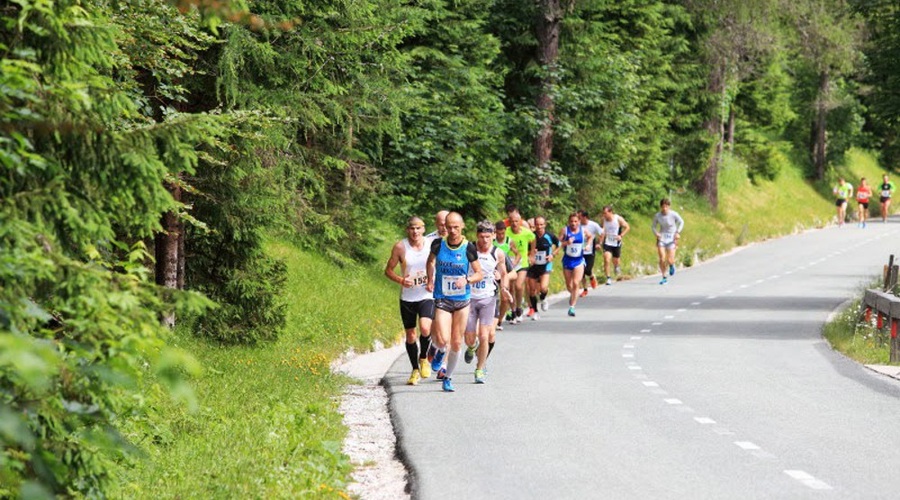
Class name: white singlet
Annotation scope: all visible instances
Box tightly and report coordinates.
[401,239,433,302]
[471,248,499,299]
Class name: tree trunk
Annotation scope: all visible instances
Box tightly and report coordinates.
[696,66,725,209]
[813,70,829,180]
[155,180,182,327]
[726,105,735,150]
[534,0,562,208]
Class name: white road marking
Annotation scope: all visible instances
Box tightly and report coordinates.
[677,308,687,312]
[642,381,659,387]
[664,398,683,405]
[769,275,779,279]
[623,344,635,349]
[735,441,760,450]
[785,271,793,275]
[622,353,634,358]
[640,329,651,333]
[664,315,674,319]
[631,336,643,340]
[628,366,642,370]
[784,470,833,490]
[724,290,734,294]
[755,279,764,284]
[694,417,716,424]
[739,284,749,288]
[652,322,663,325]
[707,295,718,299]
[691,302,701,306]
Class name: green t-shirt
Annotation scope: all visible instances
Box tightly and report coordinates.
[836,183,853,199]
[507,228,535,270]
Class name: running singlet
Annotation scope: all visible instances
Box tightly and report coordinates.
[401,239,433,302]
[652,211,685,244]
[836,183,853,200]
[881,182,895,199]
[602,217,621,248]
[562,227,586,269]
[582,220,602,255]
[432,238,478,300]
[471,248,499,299]
[533,232,559,265]
[857,186,872,203]
[507,228,535,271]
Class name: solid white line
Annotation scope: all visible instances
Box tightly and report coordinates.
[642,381,659,387]
[664,398,683,405]
[734,441,760,450]
[784,470,833,490]
[694,417,716,424]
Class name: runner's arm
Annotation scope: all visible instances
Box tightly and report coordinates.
[384,241,409,287]
[618,216,630,240]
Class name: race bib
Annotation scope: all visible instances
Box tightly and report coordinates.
[661,231,675,242]
[472,279,488,290]
[442,275,466,296]
[409,271,427,287]
[535,251,548,265]
[605,234,618,246]
[566,243,583,257]
[882,189,892,198]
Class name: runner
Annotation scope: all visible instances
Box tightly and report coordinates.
[599,206,630,285]
[426,212,483,392]
[463,221,507,383]
[559,213,589,317]
[384,216,434,385]
[506,210,535,324]
[492,220,519,330]
[577,210,603,296]
[426,210,449,240]
[833,178,853,227]
[856,177,872,228]
[526,216,559,320]
[652,198,685,285]
[879,173,895,223]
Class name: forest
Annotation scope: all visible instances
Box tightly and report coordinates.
[2,0,900,496]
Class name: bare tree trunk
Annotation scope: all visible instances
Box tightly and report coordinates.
[813,70,829,180]
[726,105,736,150]
[696,66,725,209]
[176,219,185,290]
[156,181,182,327]
[534,0,562,209]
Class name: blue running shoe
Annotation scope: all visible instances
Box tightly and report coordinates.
[660,277,668,285]
[431,349,445,372]
[442,378,455,392]
[567,306,576,317]
[669,264,675,276]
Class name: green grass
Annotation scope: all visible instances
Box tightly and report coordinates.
[823,300,893,365]
[113,238,401,499]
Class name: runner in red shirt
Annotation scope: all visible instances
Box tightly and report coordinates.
[856,177,872,228]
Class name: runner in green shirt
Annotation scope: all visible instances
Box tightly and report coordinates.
[506,211,535,324]
[879,173,895,223]
[833,177,853,227]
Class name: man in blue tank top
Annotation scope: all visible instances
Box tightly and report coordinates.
[426,212,483,392]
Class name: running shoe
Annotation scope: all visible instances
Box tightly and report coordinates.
[436,367,447,380]
[407,369,420,386]
[526,307,535,318]
[580,289,588,297]
[506,311,514,321]
[431,349,446,372]
[669,264,675,276]
[474,369,486,384]
[464,345,476,364]
[426,345,436,364]
[496,324,504,331]
[590,276,598,289]
[541,299,549,311]
[532,312,540,321]
[418,359,431,379]
[606,276,612,286]
[567,306,576,317]
[615,265,622,275]
[442,377,455,392]
[660,277,668,285]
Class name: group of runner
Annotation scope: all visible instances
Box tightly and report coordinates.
[384,200,685,392]
[833,173,895,227]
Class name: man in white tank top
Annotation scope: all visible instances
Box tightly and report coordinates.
[384,216,434,385]
[600,205,630,285]
[463,221,508,384]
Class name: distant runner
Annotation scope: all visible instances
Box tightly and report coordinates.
[856,177,871,228]
[879,174,895,223]
[506,211,535,324]
[578,210,603,296]
[526,216,559,320]
[463,221,507,384]
[426,212,483,392]
[652,199,685,285]
[599,206,630,285]
[492,220,518,330]
[425,210,449,240]
[559,213,590,317]
[833,178,853,227]
[384,216,434,385]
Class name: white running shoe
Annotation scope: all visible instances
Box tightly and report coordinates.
[540,299,548,311]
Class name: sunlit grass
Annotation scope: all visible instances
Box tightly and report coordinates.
[823,300,892,365]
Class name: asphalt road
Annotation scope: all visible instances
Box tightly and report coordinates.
[385,221,900,499]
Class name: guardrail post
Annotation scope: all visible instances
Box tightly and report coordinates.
[885,255,896,291]
[891,320,899,363]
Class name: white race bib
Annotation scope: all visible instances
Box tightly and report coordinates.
[442,275,466,296]
[882,189,892,198]
[605,234,618,246]
[409,271,427,287]
[566,243,583,257]
[661,231,675,242]
[535,251,548,265]
[472,279,488,291]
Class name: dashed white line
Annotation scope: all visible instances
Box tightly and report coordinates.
[630,336,643,340]
[642,381,659,387]
[784,470,833,490]
[735,441,760,450]
[664,398,683,405]
[739,284,749,288]
[691,302,701,306]
[694,417,716,424]
[628,366,642,370]
[707,295,718,299]
[652,322,663,326]
[724,290,734,294]
[664,315,674,319]
[677,308,687,312]
[754,279,764,284]
[623,344,635,349]
[622,353,634,358]
[769,275,779,279]
[640,329,651,333]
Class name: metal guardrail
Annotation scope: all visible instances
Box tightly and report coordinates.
[860,255,900,363]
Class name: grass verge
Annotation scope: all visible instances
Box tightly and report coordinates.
[823,300,893,365]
